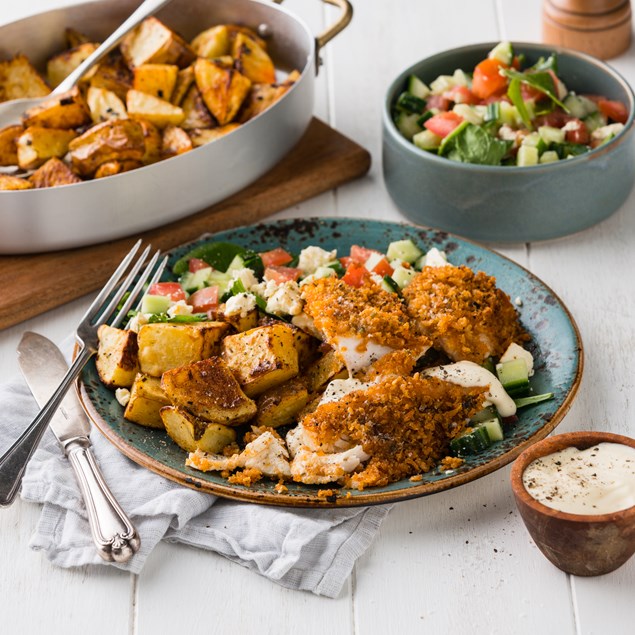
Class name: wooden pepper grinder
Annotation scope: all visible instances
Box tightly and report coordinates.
[542,0,632,59]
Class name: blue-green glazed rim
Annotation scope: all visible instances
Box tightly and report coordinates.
[79,218,583,507]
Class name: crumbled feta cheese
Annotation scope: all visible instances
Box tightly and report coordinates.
[297,246,337,274]
[422,247,449,268]
[265,281,303,316]
[592,123,625,141]
[251,278,279,300]
[364,252,384,272]
[127,312,150,333]
[498,124,518,142]
[224,292,257,317]
[514,296,523,307]
[231,267,259,291]
[115,388,130,407]
[370,272,384,286]
[167,300,194,317]
[499,342,534,377]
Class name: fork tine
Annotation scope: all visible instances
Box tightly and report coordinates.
[79,239,143,325]
[131,254,170,312]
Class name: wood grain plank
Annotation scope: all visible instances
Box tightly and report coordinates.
[0,118,370,331]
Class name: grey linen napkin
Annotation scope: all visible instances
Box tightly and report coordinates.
[0,339,390,598]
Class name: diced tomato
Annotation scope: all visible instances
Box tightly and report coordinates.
[425,94,451,112]
[260,247,293,267]
[188,258,210,273]
[564,118,590,145]
[511,56,521,70]
[443,85,478,105]
[339,256,354,268]
[372,257,394,277]
[147,282,186,302]
[471,57,509,100]
[424,111,464,138]
[350,245,378,264]
[342,262,370,288]
[188,286,219,312]
[263,265,302,283]
[521,81,548,103]
[535,110,574,128]
[597,98,628,124]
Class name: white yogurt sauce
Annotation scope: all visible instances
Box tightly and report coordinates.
[523,442,635,514]
[422,360,517,417]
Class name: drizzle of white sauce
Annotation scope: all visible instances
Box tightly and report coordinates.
[499,342,534,377]
[522,443,635,514]
[422,360,517,417]
[334,335,394,375]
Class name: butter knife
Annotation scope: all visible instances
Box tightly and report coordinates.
[17,331,140,563]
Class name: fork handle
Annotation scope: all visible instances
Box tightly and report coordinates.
[66,438,140,562]
[55,0,174,94]
[0,346,92,507]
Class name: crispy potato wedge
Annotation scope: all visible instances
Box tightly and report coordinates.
[232,32,276,84]
[133,63,179,100]
[96,324,139,388]
[0,174,33,190]
[255,379,309,428]
[16,126,77,170]
[121,17,196,68]
[94,159,143,178]
[180,85,215,130]
[86,86,127,123]
[226,24,267,50]
[124,373,170,429]
[238,70,300,123]
[65,27,92,49]
[170,66,195,106]
[138,321,230,376]
[89,56,133,100]
[46,42,99,88]
[304,349,348,393]
[0,124,23,166]
[29,157,82,188]
[162,125,193,157]
[194,58,251,125]
[160,405,237,453]
[138,118,162,164]
[162,357,256,425]
[22,87,91,129]
[218,306,259,333]
[126,89,185,128]
[68,118,146,176]
[291,327,321,371]
[222,323,299,397]
[189,124,240,147]
[0,54,50,101]
[190,25,231,58]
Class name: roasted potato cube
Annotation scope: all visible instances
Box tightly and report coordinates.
[161,406,237,453]
[0,54,50,101]
[65,27,92,48]
[29,157,82,188]
[194,58,251,125]
[162,357,257,425]
[226,24,267,49]
[86,86,127,123]
[304,349,348,393]
[218,306,259,333]
[238,71,300,123]
[94,159,142,178]
[68,118,146,176]
[16,126,77,170]
[46,42,99,88]
[121,17,196,68]
[190,25,230,58]
[162,125,193,157]
[132,63,179,100]
[89,56,133,101]
[232,32,276,84]
[124,373,170,429]
[170,66,195,106]
[291,327,321,371]
[180,86,215,130]
[96,324,139,388]
[138,118,162,164]
[222,323,299,397]
[0,174,33,190]
[255,379,309,428]
[0,124,23,166]
[189,124,240,147]
[138,321,229,376]
[22,87,90,129]
[126,89,185,128]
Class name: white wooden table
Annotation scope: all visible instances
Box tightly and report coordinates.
[1,1,634,633]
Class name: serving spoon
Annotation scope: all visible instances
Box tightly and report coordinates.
[0,0,173,128]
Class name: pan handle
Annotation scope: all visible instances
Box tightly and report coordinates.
[272,0,353,72]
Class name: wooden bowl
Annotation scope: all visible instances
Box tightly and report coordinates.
[511,431,635,576]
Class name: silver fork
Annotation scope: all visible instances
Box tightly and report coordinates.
[0,240,168,506]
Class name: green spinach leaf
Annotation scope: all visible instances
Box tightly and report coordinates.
[443,124,511,166]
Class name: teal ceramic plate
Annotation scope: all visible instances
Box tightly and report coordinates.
[78,218,583,507]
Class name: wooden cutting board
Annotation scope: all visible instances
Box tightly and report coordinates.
[0,118,371,331]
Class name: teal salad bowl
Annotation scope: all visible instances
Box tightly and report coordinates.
[382,42,635,242]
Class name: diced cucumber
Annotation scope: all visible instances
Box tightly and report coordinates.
[584,110,607,132]
[413,129,442,151]
[480,417,504,442]
[452,68,470,87]
[470,405,500,424]
[395,111,423,140]
[485,102,500,122]
[381,275,400,294]
[438,120,469,155]
[141,294,171,315]
[539,150,559,163]
[514,392,554,408]
[453,103,484,125]
[430,74,456,94]
[496,358,530,394]
[450,426,492,457]
[396,92,426,114]
[300,266,336,286]
[538,125,566,144]
[516,145,539,166]
[327,260,346,276]
[408,74,430,100]
[225,254,245,273]
[521,132,547,153]
[488,41,514,66]
[391,265,417,289]
[417,111,434,127]
[386,239,423,263]
[563,93,598,119]
[499,101,519,126]
[179,267,214,292]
